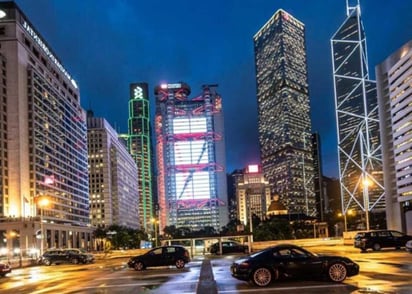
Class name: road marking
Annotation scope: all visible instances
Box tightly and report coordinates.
[218,283,347,293]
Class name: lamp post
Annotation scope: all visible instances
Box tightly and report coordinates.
[151,218,158,247]
[362,176,371,231]
[37,196,50,256]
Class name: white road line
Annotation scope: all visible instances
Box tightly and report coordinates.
[218,283,347,293]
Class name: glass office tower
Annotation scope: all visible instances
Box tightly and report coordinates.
[128,83,153,231]
[331,1,385,230]
[254,9,316,216]
[155,83,228,232]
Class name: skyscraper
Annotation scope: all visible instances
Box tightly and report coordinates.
[127,83,153,231]
[331,1,385,231]
[87,111,139,229]
[254,9,316,216]
[0,1,93,251]
[376,41,412,234]
[155,83,228,232]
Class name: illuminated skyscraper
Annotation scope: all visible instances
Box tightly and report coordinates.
[0,1,93,251]
[127,83,153,231]
[376,41,412,233]
[155,83,228,232]
[254,9,316,216]
[331,1,385,230]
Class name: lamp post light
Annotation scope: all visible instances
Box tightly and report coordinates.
[37,196,50,256]
[151,218,158,247]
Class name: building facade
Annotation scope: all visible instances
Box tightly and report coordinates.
[312,133,325,221]
[331,1,385,231]
[0,2,93,254]
[254,9,316,216]
[236,165,271,226]
[155,83,228,233]
[376,41,412,234]
[87,111,139,229]
[127,83,153,231]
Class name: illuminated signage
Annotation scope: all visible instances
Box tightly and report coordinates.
[133,86,143,99]
[248,164,259,173]
[160,83,182,89]
[130,83,148,100]
[22,21,78,89]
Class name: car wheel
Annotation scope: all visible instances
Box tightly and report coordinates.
[372,243,381,251]
[252,267,273,287]
[71,258,79,264]
[175,259,185,269]
[43,259,51,266]
[328,262,347,282]
[134,261,145,271]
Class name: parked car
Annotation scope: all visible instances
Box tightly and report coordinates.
[39,248,91,265]
[64,249,95,263]
[127,245,190,271]
[209,240,249,255]
[230,244,359,287]
[354,230,412,252]
[0,262,11,277]
[406,240,412,253]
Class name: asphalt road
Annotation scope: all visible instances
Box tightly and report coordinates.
[0,245,411,294]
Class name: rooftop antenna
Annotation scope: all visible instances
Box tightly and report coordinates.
[346,0,360,17]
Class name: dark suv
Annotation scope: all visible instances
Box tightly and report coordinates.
[128,245,190,271]
[354,230,412,252]
[40,249,91,265]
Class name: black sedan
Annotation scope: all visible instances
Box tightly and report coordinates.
[230,244,359,287]
[209,241,249,254]
[127,245,190,271]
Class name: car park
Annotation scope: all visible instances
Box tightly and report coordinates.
[230,244,359,287]
[209,240,249,255]
[406,240,412,253]
[39,248,92,265]
[127,245,190,271]
[0,262,11,277]
[354,230,412,252]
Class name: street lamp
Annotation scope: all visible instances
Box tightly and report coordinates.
[362,176,372,231]
[151,218,158,247]
[338,209,353,232]
[37,196,50,256]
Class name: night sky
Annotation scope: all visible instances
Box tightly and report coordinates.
[14,0,412,177]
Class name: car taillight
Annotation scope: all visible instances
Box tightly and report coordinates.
[361,238,368,242]
[184,251,189,257]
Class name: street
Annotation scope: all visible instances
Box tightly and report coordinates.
[0,245,411,293]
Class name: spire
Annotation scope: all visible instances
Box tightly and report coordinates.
[346,0,360,17]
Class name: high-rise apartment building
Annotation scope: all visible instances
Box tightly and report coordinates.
[87,111,139,229]
[254,9,316,216]
[155,83,228,232]
[376,41,412,234]
[0,2,93,252]
[236,165,271,226]
[127,83,153,231]
[331,1,385,230]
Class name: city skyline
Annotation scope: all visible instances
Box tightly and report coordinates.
[14,0,412,177]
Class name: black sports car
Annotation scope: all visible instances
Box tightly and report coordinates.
[230,244,359,287]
